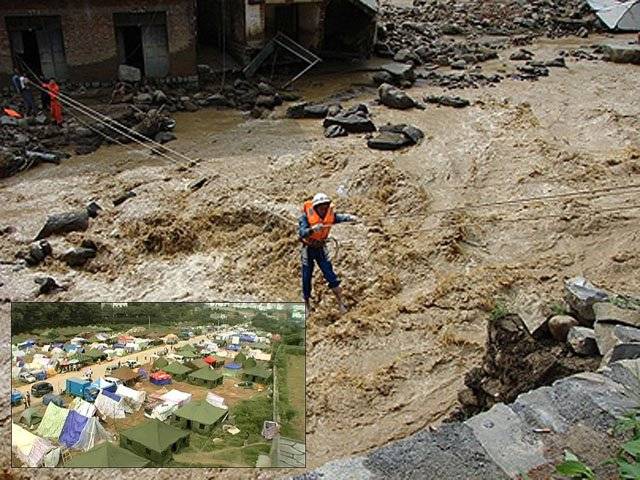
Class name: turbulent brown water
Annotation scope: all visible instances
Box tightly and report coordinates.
[2,36,640,479]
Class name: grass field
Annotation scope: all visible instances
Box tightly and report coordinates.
[281,353,305,441]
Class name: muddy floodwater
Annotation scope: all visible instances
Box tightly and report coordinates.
[2,36,640,478]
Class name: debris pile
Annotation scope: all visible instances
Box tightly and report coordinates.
[457,277,640,417]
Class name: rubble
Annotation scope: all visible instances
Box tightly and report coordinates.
[548,315,579,342]
[601,43,640,65]
[424,95,470,108]
[34,277,65,295]
[113,191,137,207]
[61,247,97,267]
[368,123,424,151]
[564,276,609,324]
[322,104,376,133]
[34,202,102,240]
[378,83,422,110]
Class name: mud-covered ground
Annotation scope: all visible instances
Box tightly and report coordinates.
[2,35,640,478]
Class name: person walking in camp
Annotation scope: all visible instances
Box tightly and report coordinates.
[25,391,31,408]
[44,78,63,126]
[299,193,358,315]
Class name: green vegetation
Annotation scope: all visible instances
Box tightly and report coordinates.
[231,394,273,438]
[556,410,640,479]
[275,344,305,441]
[550,302,570,316]
[490,300,510,321]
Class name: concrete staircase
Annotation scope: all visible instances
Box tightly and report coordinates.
[292,359,640,479]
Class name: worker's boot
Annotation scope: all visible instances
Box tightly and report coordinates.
[304,299,311,317]
[332,286,348,315]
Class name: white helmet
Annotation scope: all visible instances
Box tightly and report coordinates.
[312,192,331,208]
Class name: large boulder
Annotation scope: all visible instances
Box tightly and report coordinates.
[323,105,375,134]
[424,95,470,108]
[564,277,609,324]
[62,247,96,267]
[548,315,579,342]
[602,44,640,65]
[368,132,412,150]
[34,202,101,240]
[567,326,599,356]
[381,63,417,83]
[118,64,141,83]
[378,83,420,110]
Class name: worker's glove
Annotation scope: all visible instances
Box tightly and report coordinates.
[311,224,324,233]
[345,214,359,223]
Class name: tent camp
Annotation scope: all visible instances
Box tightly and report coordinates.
[163,362,193,381]
[150,370,172,385]
[172,400,228,433]
[587,0,640,30]
[59,411,90,448]
[188,367,224,388]
[66,441,150,467]
[12,423,57,467]
[94,391,126,419]
[91,378,117,393]
[116,384,146,413]
[242,366,272,383]
[111,367,139,386]
[120,419,190,464]
[20,407,44,428]
[160,389,192,406]
[60,416,112,451]
[153,356,169,369]
[37,402,69,439]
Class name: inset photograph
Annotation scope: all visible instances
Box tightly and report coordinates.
[10,302,306,468]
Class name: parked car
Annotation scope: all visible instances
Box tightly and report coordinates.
[31,382,53,397]
[124,360,140,369]
[11,389,23,406]
[103,376,123,387]
[105,365,117,375]
[19,372,36,384]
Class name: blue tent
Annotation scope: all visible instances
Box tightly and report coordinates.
[101,389,122,402]
[239,334,256,342]
[228,344,240,351]
[59,410,89,448]
[113,343,126,349]
[137,368,148,380]
[225,363,242,370]
[64,344,79,352]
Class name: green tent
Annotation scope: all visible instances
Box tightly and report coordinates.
[243,366,272,384]
[186,358,208,370]
[243,357,257,369]
[178,350,199,359]
[173,400,228,434]
[66,441,150,467]
[153,356,169,369]
[234,352,247,363]
[36,402,69,439]
[179,344,197,353]
[163,363,193,381]
[19,407,44,428]
[187,367,224,388]
[85,348,108,360]
[120,419,190,464]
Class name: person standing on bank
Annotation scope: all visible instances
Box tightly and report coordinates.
[18,74,36,116]
[299,193,358,315]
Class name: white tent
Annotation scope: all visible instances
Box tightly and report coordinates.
[70,397,97,417]
[144,402,178,421]
[160,389,192,406]
[72,417,113,451]
[588,0,640,30]
[115,385,146,413]
[94,392,126,419]
[125,342,140,352]
[206,392,228,410]
[12,423,55,467]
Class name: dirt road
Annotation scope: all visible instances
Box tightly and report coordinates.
[2,35,640,479]
[12,335,209,408]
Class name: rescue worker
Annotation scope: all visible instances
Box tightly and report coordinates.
[299,193,358,314]
[44,78,63,126]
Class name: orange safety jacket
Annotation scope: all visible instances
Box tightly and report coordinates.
[301,200,335,245]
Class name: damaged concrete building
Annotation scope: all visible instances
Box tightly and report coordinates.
[197,0,378,64]
[0,0,377,84]
[0,0,198,84]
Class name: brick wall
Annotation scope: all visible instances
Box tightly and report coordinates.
[0,0,197,84]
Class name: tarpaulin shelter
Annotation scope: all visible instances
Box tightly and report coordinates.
[160,389,192,406]
[150,370,171,385]
[205,392,227,409]
[188,367,224,388]
[19,407,44,428]
[163,362,192,381]
[70,397,97,417]
[90,378,117,393]
[94,391,126,419]
[42,393,65,407]
[37,402,69,439]
[225,362,242,370]
[120,419,190,464]
[243,366,272,383]
[111,367,139,386]
[59,410,89,448]
[153,356,169,369]
[116,384,146,413]
[66,417,112,451]
[203,355,217,366]
[587,0,640,30]
[12,423,56,467]
[172,400,228,434]
[66,441,150,467]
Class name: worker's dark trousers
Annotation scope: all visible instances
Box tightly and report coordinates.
[301,244,340,300]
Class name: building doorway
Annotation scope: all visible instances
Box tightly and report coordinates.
[114,12,170,78]
[119,25,145,73]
